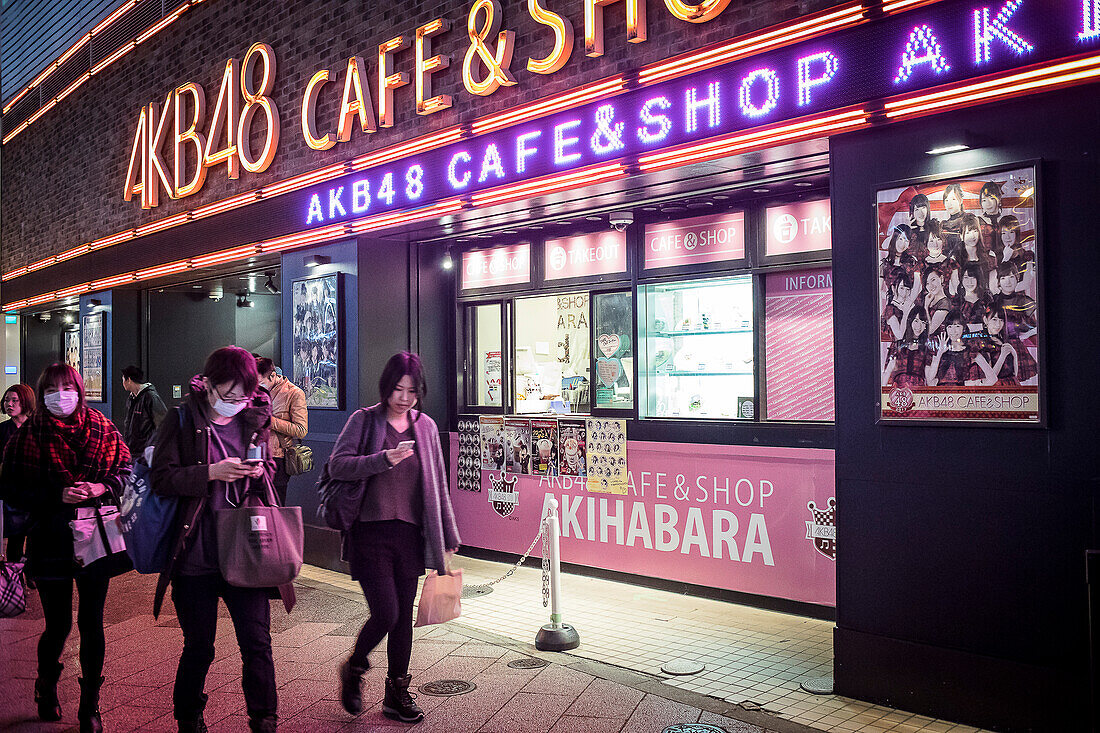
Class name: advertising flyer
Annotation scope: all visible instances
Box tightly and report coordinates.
[530,419,559,476]
[586,418,627,494]
[557,418,587,477]
[479,416,505,471]
[456,418,482,493]
[503,417,532,475]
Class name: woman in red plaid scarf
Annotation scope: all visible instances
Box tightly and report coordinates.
[0,363,131,733]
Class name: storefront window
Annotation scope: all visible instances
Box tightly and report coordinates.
[593,291,634,410]
[514,292,590,414]
[642,275,755,419]
[467,303,502,407]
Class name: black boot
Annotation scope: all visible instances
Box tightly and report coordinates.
[339,658,368,715]
[177,716,208,733]
[382,674,424,723]
[34,662,63,721]
[78,676,104,733]
[248,714,277,732]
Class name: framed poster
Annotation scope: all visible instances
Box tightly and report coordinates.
[291,272,341,409]
[81,313,103,402]
[875,162,1041,424]
[63,329,80,371]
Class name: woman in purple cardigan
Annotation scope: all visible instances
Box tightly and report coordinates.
[331,351,460,724]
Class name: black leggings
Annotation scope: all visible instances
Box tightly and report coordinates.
[36,574,111,679]
[348,521,423,677]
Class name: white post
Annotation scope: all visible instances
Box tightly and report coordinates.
[535,497,580,651]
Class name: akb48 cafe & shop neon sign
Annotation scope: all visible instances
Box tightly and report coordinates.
[99,0,1100,253]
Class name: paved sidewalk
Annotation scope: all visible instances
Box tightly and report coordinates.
[0,570,808,733]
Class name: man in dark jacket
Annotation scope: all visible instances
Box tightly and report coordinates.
[122,365,167,457]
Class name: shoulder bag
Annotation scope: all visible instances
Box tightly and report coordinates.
[284,439,314,476]
[0,508,27,618]
[315,408,373,531]
[119,408,183,573]
[215,474,303,588]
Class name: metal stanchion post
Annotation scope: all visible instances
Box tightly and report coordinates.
[535,497,580,651]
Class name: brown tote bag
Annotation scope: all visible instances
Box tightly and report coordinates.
[215,475,304,589]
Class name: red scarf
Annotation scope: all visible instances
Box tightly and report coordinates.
[3,405,130,488]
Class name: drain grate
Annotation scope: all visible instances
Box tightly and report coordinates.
[418,679,477,696]
[662,724,728,733]
[507,657,550,669]
[661,659,705,675]
[461,584,493,598]
[799,675,834,695]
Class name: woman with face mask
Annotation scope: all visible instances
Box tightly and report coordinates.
[149,346,291,733]
[0,364,131,733]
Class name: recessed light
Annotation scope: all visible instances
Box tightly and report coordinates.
[585,215,602,222]
[711,194,730,200]
[641,206,659,212]
[925,143,970,155]
[191,285,203,289]
[661,205,687,213]
[502,229,517,234]
[686,201,713,208]
[793,181,813,187]
[752,188,770,194]
[527,224,543,230]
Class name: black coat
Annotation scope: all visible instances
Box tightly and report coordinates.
[124,383,167,456]
[149,384,293,617]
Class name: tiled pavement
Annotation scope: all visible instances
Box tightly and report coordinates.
[0,570,807,733]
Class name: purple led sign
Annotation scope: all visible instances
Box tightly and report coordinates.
[299,0,1098,227]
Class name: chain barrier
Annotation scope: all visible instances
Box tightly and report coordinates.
[463,507,553,604]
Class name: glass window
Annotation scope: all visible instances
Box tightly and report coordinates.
[764,268,834,421]
[514,292,590,414]
[642,275,755,419]
[467,303,502,407]
[593,291,634,410]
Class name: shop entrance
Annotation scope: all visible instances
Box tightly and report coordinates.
[145,270,281,408]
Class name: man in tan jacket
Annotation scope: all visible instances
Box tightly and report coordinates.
[256,356,308,505]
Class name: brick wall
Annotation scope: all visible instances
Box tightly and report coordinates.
[0,0,837,272]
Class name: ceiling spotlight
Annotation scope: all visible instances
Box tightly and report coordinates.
[752,188,770,194]
[304,254,330,268]
[62,313,74,324]
[793,181,813,187]
[441,250,454,271]
[585,215,603,222]
[710,194,730,200]
[263,273,279,294]
[925,143,970,155]
[208,285,223,301]
[39,312,52,322]
[236,294,254,308]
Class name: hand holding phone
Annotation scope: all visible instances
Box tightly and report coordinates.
[396,439,415,451]
[385,440,415,467]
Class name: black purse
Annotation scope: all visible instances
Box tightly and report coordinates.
[315,409,373,531]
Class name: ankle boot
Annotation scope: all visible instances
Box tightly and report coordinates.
[34,662,63,721]
[247,714,277,732]
[177,716,208,733]
[78,676,104,733]
[382,674,424,723]
[338,659,368,715]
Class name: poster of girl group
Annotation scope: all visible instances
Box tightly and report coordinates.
[292,273,341,408]
[876,163,1040,423]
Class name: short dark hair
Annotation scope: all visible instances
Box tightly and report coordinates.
[979,181,1002,203]
[121,365,144,382]
[203,346,259,395]
[379,351,426,412]
[255,356,275,377]
[37,363,86,411]
[2,383,37,416]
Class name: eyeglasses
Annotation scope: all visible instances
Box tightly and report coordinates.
[213,385,250,405]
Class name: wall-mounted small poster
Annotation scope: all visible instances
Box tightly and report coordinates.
[456,418,482,493]
[585,418,627,494]
[530,419,558,476]
[64,330,80,371]
[504,417,531,475]
[292,272,341,409]
[557,418,587,477]
[480,416,505,471]
[81,313,103,402]
[876,163,1040,424]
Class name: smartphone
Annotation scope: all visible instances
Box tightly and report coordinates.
[396,439,415,451]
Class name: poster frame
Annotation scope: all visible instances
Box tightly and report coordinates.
[291,271,343,410]
[872,159,1046,427]
[80,312,103,402]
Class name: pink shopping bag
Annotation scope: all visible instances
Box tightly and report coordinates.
[414,569,463,627]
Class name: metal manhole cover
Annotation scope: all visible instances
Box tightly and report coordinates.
[507,657,550,669]
[661,659,705,675]
[799,675,834,695]
[461,585,493,598]
[663,725,727,733]
[418,679,477,696]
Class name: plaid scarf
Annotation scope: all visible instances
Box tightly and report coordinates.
[3,405,130,489]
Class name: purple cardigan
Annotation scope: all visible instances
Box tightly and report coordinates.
[329,405,460,573]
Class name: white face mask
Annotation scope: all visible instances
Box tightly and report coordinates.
[45,390,79,417]
[212,398,246,418]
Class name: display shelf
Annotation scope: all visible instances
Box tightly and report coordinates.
[655,369,753,376]
[650,328,752,336]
